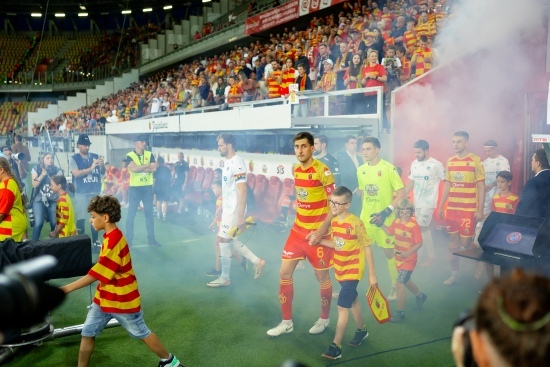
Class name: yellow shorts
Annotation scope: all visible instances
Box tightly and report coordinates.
[366,225,394,249]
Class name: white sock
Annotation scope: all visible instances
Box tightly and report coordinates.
[232,239,260,264]
[219,242,232,280]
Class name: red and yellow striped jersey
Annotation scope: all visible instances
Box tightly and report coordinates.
[491,193,519,214]
[292,160,335,236]
[412,47,433,77]
[445,154,485,212]
[0,177,26,241]
[89,228,141,313]
[403,30,417,54]
[56,192,77,238]
[267,70,282,98]
[330,214,373,281]
[386,218,422,271]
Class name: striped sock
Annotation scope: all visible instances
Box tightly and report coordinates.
[320,279,333,319]
[280,278,294,320]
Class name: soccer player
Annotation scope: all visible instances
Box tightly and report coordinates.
[405,140,445,267]
[381,199,427,322]
[49,175,77,238]
[60,196,183,367]
[357,137,405,300]
[438,131,485,286]
[316,186,377,360]
[314,134,341,186]
[267,132,336,337]
[207,133,265,287]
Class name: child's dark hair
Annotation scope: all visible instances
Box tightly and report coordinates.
[212,179,222,188]
[332,186,352,203]
[51,175,75,193]
[214,168,222,175]
[87,195,122,223]
[496,170,513,182]
[157,156,165,165]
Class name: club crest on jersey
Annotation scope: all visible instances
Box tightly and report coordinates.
[385,238,391,245]
[424,176,429,180]
[365,184,379,196]
[506,232,522,244]
[308,174,313,180]
[453,172,465,181]
[333,237,345,250]
[427,166,431,170]
[324,168,332,176]
[297,187,308,199]
[346,226,352,234]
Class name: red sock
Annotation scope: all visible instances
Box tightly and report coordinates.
[320,279,332,319]
[280,279,294,320]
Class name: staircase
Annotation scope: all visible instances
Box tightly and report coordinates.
[49,39,76,73]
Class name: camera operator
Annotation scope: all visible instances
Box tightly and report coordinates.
[11,134,31,172]
[30,152,62,240]
[1,145,27,189]
[452,269,550,367]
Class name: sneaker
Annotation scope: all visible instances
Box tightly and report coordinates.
[240,257,248,272]
[387,287,397,301]
[321,343,342,360]
[348,328,369,347]
[120,201,127,206]
[148,241,162,247]
[156,213,161,219]
[443,275,459,286]
[415,293,428,310]
[158,354,181,367]
[162,215,167,221]
[253,259,265,280]
[207,277,230,288]
[390,311,405,323]
[204,268,221,277]
[267,321,293,337]
[309,318,330,334]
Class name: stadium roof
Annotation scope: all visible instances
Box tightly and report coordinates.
[1,0,176,16]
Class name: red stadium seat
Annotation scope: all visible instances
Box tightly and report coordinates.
[257,176,283,223]
[185,166,205,203]
[201,167,215,204]
[248,174,268,219]
[247,173,256,191]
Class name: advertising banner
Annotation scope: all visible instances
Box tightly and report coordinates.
[245,0,299,35]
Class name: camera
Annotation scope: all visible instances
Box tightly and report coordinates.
[0,256,65,338]
[12,152,25,161]
[453,311,478,367]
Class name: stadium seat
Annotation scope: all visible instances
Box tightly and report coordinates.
[247,173,256,191]
[248,174,268,219]
[256,176,283,224]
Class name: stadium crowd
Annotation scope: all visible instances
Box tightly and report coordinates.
[31,0,446,136]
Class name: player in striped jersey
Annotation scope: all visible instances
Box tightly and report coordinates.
[438,131,485,286]
[0,157,27,242]
[317,186,377,360]
[49,175,77,238]
[60,196,183,367]
[267,132,336,337]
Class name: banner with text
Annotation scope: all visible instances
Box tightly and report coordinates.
[298,0,346,16]
[245,0,299,35]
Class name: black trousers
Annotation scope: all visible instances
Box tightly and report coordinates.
[125,185,156,244]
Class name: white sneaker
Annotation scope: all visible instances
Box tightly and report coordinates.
[444,275,459,286]
[309,318,330,334]
[253,259,265,280]
[207,277,230,288]
[387,287,397,301]
[267,321,293,337]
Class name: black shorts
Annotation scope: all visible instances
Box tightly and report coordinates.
[397,270,413,284]
[171,182,184,198]
[154,186,171,202]
[337,280,359,308]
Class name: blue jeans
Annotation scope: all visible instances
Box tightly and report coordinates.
[32,200,57,240]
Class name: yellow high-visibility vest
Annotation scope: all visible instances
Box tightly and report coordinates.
[127,151,153,186]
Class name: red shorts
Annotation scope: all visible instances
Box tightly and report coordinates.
[282,230,334,270]
[445,210,475,237]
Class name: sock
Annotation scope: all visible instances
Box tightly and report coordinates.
[387,257,398,285]
[416,291,423,298]
[280,279,294,320]
[320,279,333,319]
[160,354,173,362]
[449,243,460,272]
[219,242,232,280]
[232,239,260,264]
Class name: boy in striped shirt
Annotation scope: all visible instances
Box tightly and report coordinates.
[317,186,377,360]
[381,199,427,323]
[491,171,519,214]
[49,175,77,238]
[60,195,182,367]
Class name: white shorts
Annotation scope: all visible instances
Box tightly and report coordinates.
[218,211,238,239]
[415,208,435,227]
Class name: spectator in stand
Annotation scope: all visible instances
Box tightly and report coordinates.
[381,46,402,105]
[197,75,212,107]
[347,29,365,58]
[343,53,364,115]
[411,35,433,78]
[227,75,243,104]
[404,19,417,55]
[293,63,312,117]
[265,60,282,99]
[278,58,297,96]
[294,46,310,75]
[213,76,227,105]
[334,42,352,91]
[315,44,334,83]
[396,46,411,83]
[393,16,407,48]
[254,58,265,82]
[315,59,336,92]
[239,71,257,102]
[361,50,387,118]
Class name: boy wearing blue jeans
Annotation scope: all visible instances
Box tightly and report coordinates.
[60,195,182,367]
[315,186,378,360]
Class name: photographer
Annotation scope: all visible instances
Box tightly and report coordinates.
[1,145,27,189]
[30,152,62,240]
[452,269,550,367]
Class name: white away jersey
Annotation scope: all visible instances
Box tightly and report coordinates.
[222,155,247,215]
[408,157,445,209]
[483,155,510,213]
